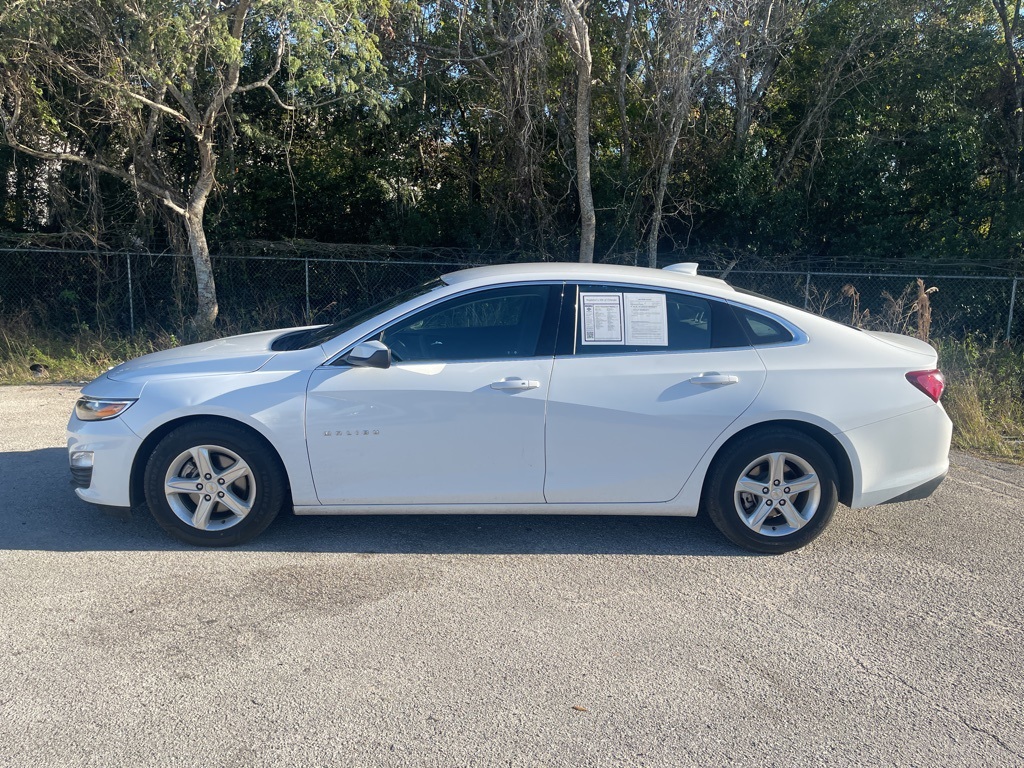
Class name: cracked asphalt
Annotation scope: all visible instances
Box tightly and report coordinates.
[1,384,1022,766]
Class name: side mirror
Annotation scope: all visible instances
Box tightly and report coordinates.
[344,340,392,369]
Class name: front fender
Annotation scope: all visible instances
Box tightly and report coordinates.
[121,370,318,506]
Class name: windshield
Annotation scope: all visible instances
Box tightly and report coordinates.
[295,278,447,350]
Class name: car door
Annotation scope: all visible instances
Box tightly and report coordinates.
[305,283,562,505]
[543,283,767,504]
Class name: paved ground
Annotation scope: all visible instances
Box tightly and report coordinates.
[1,384,1022,767]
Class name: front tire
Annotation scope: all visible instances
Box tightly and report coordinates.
[144,421,286,547]
[705,429,839,554]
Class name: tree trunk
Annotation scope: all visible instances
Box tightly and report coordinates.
[468,130,481,205]
[185,206,218,329]
[187,136,219,329]
[646,151,673,268]
[616,0,636,179]
[734,61,751,155]
[993,0,1024,189]
[564,0,596,263]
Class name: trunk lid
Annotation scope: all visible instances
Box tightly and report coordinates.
[863,331,938,363]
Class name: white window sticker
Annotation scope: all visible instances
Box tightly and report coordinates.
[624,293,668,346]
[581,293,624,344]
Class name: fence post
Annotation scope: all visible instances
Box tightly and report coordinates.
[126,253,135,336]
[804,272,812,310]
[1008,277,1019,342]
[305,257,311,323]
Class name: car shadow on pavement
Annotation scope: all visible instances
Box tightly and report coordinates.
[2,447,747,556]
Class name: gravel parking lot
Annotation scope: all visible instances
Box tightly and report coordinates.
[1,384,1022,766]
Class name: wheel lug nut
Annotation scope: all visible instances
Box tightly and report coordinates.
[762,487,770,494]
[779,500,786,506]
[217,492,224,498]
[784,487,790,493]
[196,483,203,490]
[773,480,780,486]
[203,494,211,501]
[217,478,225,485]
[766,500,773,506]
[204,474,212,480]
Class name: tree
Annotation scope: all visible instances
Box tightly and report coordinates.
[714,0,807,155]
[420,0,560,255]
[0,0,386,329]
[563,0,596,262]
[993,0,1024,188]
[638,0,712,267]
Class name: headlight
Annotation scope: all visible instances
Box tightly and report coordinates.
[75,397,137,421]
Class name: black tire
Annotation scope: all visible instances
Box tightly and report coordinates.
[704,429,839,554]
[143,420,286,547]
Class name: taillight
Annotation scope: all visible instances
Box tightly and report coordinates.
[906,369,945,402]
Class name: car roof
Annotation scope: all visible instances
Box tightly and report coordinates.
[442,262,735,296]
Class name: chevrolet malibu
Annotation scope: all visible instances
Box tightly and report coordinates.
[67,262,952,553]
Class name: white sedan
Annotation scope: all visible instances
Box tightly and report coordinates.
[67,262,952,553]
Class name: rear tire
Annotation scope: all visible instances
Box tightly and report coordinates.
[705,429,839,554]
[144,421,286,547]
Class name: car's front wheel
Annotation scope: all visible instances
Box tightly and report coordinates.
[705,429,839,554]
[144,421,286,546]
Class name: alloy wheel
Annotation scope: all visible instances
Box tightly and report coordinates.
[163,444,256,531]
[733,451,821,537]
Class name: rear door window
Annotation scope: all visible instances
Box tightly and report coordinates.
[567,284,749,354]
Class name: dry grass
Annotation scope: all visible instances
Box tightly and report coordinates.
[831,280,1023,462]
[0,319,179,384]
[937,337,1024,463]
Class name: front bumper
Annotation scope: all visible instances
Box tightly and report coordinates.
[70,462,93,489]
[66,414,142,508]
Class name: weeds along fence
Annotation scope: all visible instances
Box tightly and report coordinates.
[0,247,478,336]
[0,247,1021,342]
[722,269,1022,341]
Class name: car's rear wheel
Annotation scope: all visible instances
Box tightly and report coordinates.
[144,421,285,546]
[705,429,838,554]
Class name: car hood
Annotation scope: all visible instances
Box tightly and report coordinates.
[105,328,292,382]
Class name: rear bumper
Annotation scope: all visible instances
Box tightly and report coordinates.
[878,469,947,505]
[844,404,953,509]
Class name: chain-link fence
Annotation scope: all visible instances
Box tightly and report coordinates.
[0,247,1020,342]
[0,247,478,337]
[723,270,1022,341]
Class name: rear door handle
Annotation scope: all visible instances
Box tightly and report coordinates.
[690,373,739,386]
[490,377,541,391]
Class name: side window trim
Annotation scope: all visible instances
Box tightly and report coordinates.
[554,283,578,356]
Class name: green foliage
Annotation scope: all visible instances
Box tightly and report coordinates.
[938,337,1024,462]
[0,0,392,246]
[2,0,1023,271]
[0,320,178,384]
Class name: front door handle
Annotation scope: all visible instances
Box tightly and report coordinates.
[690,372,739,386]
[490,377,541,391]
